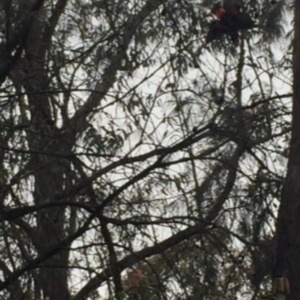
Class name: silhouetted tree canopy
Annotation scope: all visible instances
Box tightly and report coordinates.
[0,0,296,299]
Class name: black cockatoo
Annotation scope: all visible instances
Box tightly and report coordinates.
[206,2,255,45]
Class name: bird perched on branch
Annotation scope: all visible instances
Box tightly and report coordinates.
[206,1,256,45]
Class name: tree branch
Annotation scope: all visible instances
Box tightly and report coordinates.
[65,0,165,140]
[74,221,209,300]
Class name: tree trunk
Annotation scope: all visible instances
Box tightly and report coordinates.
[23,9,71,300]
[274,1,300,299]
